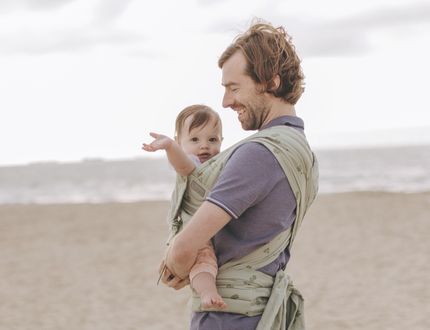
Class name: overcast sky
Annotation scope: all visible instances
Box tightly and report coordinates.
[1,0,429,165]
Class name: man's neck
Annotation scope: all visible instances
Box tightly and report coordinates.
[274,101,296,116]
[262,100,296,127]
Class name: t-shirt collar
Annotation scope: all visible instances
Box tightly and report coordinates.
[260,115,304,131]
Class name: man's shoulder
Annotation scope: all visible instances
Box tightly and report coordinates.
[230,140,274,160]
[223,141,282,174]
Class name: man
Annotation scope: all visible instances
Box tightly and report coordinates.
[161,20,318,330]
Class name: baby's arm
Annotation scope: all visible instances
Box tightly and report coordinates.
[142,132,195,176]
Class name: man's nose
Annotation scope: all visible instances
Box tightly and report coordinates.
[222,91,233,108]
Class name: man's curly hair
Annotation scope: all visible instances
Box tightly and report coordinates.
[218,19,305,105]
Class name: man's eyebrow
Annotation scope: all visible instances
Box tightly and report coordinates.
[222,82,239,87]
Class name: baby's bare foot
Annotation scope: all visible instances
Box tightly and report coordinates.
[201,292,227,309]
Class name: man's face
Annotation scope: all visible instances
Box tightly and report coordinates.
[221,51,270,130]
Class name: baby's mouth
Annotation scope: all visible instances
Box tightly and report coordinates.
[198,153,211,162]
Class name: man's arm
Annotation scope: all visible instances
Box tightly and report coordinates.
[165,201,231,279]
[142,132,195,176]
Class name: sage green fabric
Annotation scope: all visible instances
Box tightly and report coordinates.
[191,230,306,330]
[166,125,318,330]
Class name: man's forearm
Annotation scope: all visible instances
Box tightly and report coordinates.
[166,201,231,279]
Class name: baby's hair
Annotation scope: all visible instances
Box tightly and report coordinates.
[175,104,222,139]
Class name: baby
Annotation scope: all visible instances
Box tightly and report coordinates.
[142,104,226,309]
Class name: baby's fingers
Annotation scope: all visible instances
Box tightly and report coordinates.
[142,143,155,152]
[166,276,182,288]
[149,132,160,139]
[173,278,190,290]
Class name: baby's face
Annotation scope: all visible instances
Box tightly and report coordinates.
[179,117,222,163]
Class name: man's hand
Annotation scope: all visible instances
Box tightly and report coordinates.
[158,259,190,290]
[142,132,173,152]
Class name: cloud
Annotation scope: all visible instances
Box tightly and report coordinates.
[0,28,145,55]
[343,2,430,28]
[304,2,430,56]
[0,0,144,56]
[93,0,135,25]
[206,2,430,58]
[3,1,429,57]
[196,0,230,5]
[0,0,135,24]
[0,0,76,13]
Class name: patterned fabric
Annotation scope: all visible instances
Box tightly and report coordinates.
[167,125,319,330]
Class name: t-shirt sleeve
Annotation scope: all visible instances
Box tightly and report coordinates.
[206,142,286,219]
[188,154,201,166]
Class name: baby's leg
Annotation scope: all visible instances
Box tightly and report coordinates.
[191,272,226,309]
[190,241,226,309]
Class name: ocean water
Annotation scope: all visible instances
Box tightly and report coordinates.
[0,145,429,204]
[315,145,430,193]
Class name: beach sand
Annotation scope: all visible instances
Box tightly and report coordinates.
[0,192,429,329]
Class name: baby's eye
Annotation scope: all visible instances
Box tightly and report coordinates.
[209,137,219,143]
[191,137,199,142]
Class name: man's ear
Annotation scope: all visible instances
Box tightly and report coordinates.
[271,74,281,90]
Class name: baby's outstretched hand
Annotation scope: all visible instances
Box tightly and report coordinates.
[142,132,173,152]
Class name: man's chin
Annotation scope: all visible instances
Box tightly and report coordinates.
[240,122,257,131]
[239,120,249,130]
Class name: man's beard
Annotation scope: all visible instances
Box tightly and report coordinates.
[239,97,270,131]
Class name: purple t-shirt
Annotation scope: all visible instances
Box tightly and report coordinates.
[190,116,305,330]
